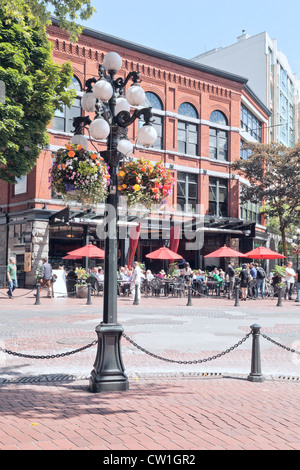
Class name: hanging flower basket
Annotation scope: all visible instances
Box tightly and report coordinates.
[117,158,174,208]
[49,144,110,206]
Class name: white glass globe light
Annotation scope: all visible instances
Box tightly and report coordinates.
[115,97,131,116]
[93,78,113,102]
[81,91,97,112]
[103,52,122,72]
[70,134,89,149]
[126,84,146,107]
[117,139,133,157]
[137,124,157,147]
[89,118,110,140]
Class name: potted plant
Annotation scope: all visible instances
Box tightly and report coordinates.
[49,143,110,206]
[117,158,174,208]
[74,268,89,298]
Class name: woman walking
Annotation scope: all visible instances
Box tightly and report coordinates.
[240,263,250,301]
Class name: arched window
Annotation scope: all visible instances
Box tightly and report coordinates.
[139,92,164,149]
[209,110,228,161]
[209,110,228,125]
[177,103,198,156]
[145,91,163,110]
[52,76,82,133]
[178,102,198,118]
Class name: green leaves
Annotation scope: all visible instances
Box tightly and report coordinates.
[233,142,300,257]
[0,6,77,182]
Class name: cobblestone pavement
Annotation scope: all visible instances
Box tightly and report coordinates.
[0,288,299,450]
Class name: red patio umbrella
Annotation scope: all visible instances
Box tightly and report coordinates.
[145,246,183,260]
[64,243,105,259]
[244,246,286,260]
[63,254,80,260]
[204,245,247,258]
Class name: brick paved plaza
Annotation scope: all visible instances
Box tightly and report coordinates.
[0,288,299,451]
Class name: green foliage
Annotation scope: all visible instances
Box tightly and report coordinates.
[1,0,96,43]
[232,142,300,257]
[0,7,76,182]
[272,265,285,278]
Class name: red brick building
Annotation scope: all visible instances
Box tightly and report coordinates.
[0,20,272,285]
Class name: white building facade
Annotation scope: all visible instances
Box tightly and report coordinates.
[193,31,300,146]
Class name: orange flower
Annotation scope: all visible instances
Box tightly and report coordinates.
[104,174,110,179]
[62,164,66,169]
[68,151,75,158]
[91,153,97,160]
[66,144,72,150]
[152,187,159,194]
[77,145,82,150]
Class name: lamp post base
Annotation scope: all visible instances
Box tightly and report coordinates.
[89,323,129,393]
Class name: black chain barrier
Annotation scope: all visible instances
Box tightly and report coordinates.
[0,340,98,360]
[261,333,300,355]
[0,330,299,366]
[0,288,36,298]
[121,332,252,364]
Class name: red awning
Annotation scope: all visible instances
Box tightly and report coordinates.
[170,225,180,253]
[127,223,141,267]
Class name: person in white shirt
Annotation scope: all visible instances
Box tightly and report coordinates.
[285,261,296,300]
[131,261,141,300]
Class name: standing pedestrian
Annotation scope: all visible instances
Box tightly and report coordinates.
[227,261,235,299]
[295,262,300,302]
[6,256,17,299]
[40,257,53,298]
[248,262,257,299]
[131,261,141,301]
[239,263,250,301]
[285,261,296,300]
[256,264,266,299]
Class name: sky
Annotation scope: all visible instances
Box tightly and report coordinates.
[78,0,300,81]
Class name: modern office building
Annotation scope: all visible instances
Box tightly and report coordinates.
[0,21,272,285]
[193,31,300,146]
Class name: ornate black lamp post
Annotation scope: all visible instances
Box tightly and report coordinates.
[71,52,157,392]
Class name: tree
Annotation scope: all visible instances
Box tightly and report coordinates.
[0,7,78,182]
[232,142,300,258]
[1,0,96,42]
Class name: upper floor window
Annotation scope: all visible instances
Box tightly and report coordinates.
[52,76,82,134]
[177,171,198,212]
[178,102,198,119]
[241,200,261,225]
[240,104,262,142]
[209,177,228,217]
[209,111,228,161]
[177,102,198,156]
[209,110,228,126]
[141,92,163,149]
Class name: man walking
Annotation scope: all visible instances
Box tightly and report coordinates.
[6,256,17,299]
[40,257,53,298]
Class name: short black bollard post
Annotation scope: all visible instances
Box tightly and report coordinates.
[277,286,282,307]
[234,286,240,307]
[133,284,139,305]
[187,285,192,306]
[86,283,92,305]
[247,324,265,382]
[35,283,41,305]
